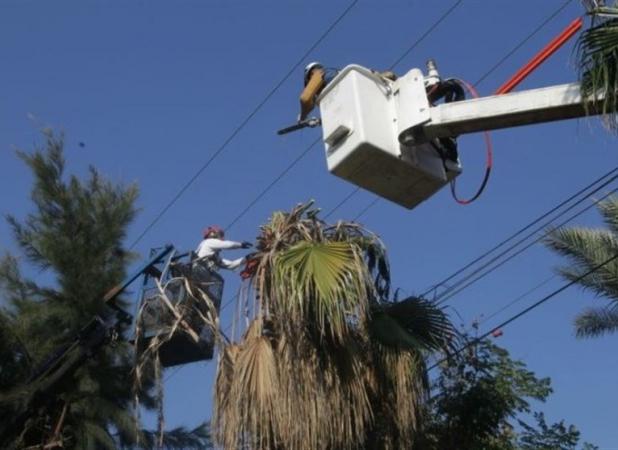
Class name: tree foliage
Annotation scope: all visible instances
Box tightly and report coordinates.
[418,335,595,450]
[578,2,618,130]
[0,131,211,449]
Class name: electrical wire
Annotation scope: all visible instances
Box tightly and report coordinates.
[434,183,617,306]
[427,250,618,372]
[420,167,617,297]
[478,274,557,327]
[329,0,576,220]
[128,0,360,249]
[224,139,319,230]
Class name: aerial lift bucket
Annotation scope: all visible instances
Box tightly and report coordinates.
[135,248,223,367]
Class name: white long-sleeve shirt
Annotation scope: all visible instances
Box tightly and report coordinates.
[195,238,245,270]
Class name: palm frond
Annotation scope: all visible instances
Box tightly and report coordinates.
[370,296,458,353]
[598,195,618,236]
[574,305,618,337]
[577,13,618,130]
[274,241,369,342]
[215,324,281,450]
[371,345,427,448]
[545,227,618,300]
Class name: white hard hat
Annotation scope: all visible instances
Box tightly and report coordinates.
[304,61,323,84]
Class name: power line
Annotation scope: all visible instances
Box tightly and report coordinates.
[422,167,617,298]
[478,274,557,326]
[435,183,617,306]
[129,0,360,249]
[473,0,575,87]
[427,250,618,372]
[329,0,576,221]
[225,138,320,231]
[388,0,463,72]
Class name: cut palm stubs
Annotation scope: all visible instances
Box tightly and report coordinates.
[214,202,455,450]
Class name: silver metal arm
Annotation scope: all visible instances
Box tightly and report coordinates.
[420,83,601,140]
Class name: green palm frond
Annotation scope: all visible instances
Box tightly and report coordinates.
[545,227,618,300]
[274,241,368,340]
[574,305,618,337]
[598,195,618,235]
[545,195,618,339]
[577,12,618,130]
[370,296,457,353]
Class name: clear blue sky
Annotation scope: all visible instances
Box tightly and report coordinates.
[1,0,617,446]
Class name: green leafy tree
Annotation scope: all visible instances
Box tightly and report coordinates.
[213,202,456,450]
[418,335,594,450]
[544,195,618,338]
[578,1,618,130]
[0,132,211,449]
[518,412,582,449]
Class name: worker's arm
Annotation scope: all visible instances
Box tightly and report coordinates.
[205,239,245,251]
[299,68,326,121]
[219,257,245,270]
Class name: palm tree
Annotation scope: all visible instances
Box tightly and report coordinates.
[212,202,456,450]
[544,195,618,338]
[578,1,618,130]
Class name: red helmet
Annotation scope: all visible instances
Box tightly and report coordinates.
[203,225,224,239]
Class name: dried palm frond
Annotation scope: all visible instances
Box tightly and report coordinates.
[215,320,281,450]
[212,344,240,449]
[372,345,427,448]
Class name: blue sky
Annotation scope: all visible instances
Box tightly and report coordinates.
[1,0,617,446]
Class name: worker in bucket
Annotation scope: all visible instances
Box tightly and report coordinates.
[195,225,252,271]
[298,62,338,121]
[299,62,397,121]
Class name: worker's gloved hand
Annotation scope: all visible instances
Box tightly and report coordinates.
[241,241,253,249]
